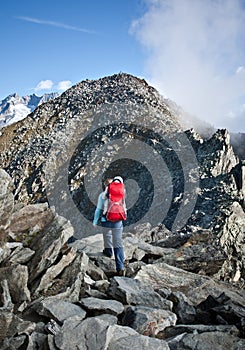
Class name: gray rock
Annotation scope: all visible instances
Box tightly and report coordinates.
[0,246,11,264]
[6,245,35,265]
[34,246,77,295]
[87,259,108,281]
[195,292,245,331]
[27,212,74,284]
[152,232,189,248]
[125,261,146,277]
[94,313,118,324]
[122,305,177,336]
[0,264,30,305]
[47,334,58,350]
[79,296,124,316]
[135,262,245,306]
[45,319,61,335]
[160,241,226,276]
[0,310,13,344]
[90,255,118,277]
[25,332,48,350]
[70,234,104,255]
[54,316,170,350]
[35,252,90,301]
[93,280,110,294]
[0,169,14,247]
[85,289,109,299]
[124,236,175,261]
[9,203,54,242]
[105,324,170,350]
[0,279,13,310]
[168,291,196,324]
[15,317,36,336]
[108,276,173,310]
[54,316,108,350]
[130,222,152,242]
[163,324,240,339]
[1,335,26,350]
[217,201,245,282]
[167,331,245,350]
[35,299,86,323]
[123,236,145,261]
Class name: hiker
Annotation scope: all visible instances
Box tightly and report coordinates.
[93,176,126,276]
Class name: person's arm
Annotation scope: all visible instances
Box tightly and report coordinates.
[93,193,104,226]
[123,189,127,217]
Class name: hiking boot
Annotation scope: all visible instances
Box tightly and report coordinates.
[117,269,125,276]
[102,249,113,258]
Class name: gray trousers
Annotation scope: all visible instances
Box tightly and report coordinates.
[102,221,124,271]
[102,223,123,248]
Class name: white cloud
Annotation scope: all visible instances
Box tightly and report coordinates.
[132,0,245,133]
[35,80,54,91]
[57,80,72,91]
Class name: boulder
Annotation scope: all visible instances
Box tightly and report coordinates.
[27,212,74,284]
[163,324,240,339]
[122,305,177,336]
[0,169,14,246]
[34,246,77,295]
[0,265,30,305]
[159,242,226,276]
[135,262,245,306]
[167,331,245,350]
[167,291,196,324]
[54,316,170,350]
[79,296,124,316]
[34,298,86,324]
[108,276,172,310]
[9,203,55,242]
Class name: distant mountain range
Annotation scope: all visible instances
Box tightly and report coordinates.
[0,92,59,128]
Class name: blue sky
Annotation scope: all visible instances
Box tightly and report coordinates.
[1,0,245,132]
[1,0,145,98]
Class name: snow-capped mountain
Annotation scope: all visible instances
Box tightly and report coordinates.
[0,92,59,128]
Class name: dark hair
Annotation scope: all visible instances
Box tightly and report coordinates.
[102,178,112,191]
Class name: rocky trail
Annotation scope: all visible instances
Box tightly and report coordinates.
[0,169,244,350]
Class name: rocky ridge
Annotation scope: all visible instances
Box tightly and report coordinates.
[0,169,245,349]
[0,73,244,348]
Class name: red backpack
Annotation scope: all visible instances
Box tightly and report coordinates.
[106,181,126,222]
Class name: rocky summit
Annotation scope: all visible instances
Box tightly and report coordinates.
[0,73,245,349]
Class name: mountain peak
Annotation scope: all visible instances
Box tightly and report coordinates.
[0,92,59,128]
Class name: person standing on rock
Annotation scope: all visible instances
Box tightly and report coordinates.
[93,176,126,276]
